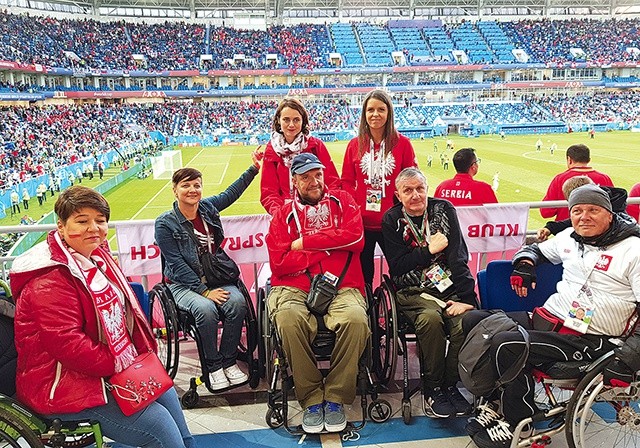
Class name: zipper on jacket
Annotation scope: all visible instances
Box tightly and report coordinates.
[49,362,62,400]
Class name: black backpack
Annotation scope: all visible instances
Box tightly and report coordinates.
[458,311,530,397]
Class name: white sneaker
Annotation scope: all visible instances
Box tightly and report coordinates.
[209,368,230,390]
[224,364,248,385]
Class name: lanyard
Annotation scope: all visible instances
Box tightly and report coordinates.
[402,209,430,248]
[368,139,387,198]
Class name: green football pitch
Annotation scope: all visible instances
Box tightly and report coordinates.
[5,130,640,233]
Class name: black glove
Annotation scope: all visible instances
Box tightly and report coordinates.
[510,261,536,288]
[603,358,635,388]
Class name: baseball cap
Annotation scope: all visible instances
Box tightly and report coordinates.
[290,153,325,175]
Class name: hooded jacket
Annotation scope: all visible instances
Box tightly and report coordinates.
[381,199,478,307]
[266,188,365,295]
[10,232,155,415]
[514,215,640,368]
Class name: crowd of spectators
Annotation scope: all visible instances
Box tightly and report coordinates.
[503,18,640,65]
[1,11,639,71]
[533,91,640,124]
[0,92,637,190]
[129,21,205,71]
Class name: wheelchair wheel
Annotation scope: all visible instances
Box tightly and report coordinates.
[565,356,638,448]
[147,284,180,379]
[401,398,412,424]
[236,281,260,389]
[368,399,392,423]
[265,405,284,429]
[0,407,44,447]
[370,282,398,386]
[181,390,199,409]
[257,285,276,384]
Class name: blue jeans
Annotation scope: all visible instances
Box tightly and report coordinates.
[50,387,195,448]
[168,283,247,371]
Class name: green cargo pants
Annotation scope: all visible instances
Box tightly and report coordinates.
[268,286,370,408]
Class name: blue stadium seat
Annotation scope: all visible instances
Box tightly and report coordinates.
[129,281,149,318]
[477,260,564,312]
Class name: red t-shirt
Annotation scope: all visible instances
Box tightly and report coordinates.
[541,167,614,221]
[434,173,498,206]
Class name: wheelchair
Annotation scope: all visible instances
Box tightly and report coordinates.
[474,260,640,448]
[373,274,469,424]
[257,282,392,435]
[147,279,260,409]
[491,350,640,448]
[0,394,104,448]
[0,294,104,448]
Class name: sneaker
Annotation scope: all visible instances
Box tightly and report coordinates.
[323,401,347,432]
[223,364,248,385]
[471,418,515,448]
[209,368,230,390]
[466,402,501,436]
[302,403,324,434]
[446,385,473,416]
[424,387,456,418]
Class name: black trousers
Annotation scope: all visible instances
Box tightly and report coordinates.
[463,310,616,425]
[360,230,385,286]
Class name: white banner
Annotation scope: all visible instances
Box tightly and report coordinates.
[116,214,271,277]
[455,203,530,253]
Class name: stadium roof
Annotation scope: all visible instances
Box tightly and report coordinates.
[1,0,638,19]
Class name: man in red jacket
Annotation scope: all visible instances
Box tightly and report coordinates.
[540,144,613,221]
[434,148,498,206]
[266,152,368,435]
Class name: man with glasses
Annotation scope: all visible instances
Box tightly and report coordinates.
[434,148,498,206]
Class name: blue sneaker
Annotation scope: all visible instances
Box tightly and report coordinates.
[323,401,346,432]
[302,403,324,434]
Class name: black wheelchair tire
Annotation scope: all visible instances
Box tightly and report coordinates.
[368,399,392,423]
[148,284,180,379]
[181,390,199,409]
[265,405,284,429]
[565,354,620,448]
[0,407,44,447]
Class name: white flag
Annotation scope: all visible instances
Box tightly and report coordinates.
[115,214,271,277]
[455,203,529,253]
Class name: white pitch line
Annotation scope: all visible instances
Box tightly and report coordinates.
[108,147,210,244]
[485,136,640,166]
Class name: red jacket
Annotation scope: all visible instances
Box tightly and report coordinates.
[341,134,417,231]
[540,167,614,221]
[266,189,365,296]
[260,135,340,215]
[627,182,640,222]
[434,173,498,206]
[10,232,156,415]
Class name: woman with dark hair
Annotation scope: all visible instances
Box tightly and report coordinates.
[11,186,195,448]
[342,90,418,287]
[155,150,261,391]
[260,98,340,215]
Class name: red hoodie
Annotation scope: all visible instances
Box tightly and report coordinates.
[266,189,365,296]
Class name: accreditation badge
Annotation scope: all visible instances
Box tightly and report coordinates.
[365,189,382,212]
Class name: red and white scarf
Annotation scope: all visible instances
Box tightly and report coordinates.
[53,232,138,373]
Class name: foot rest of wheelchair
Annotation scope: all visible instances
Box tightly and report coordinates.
[312,330,336,358]
[533,361,591,381]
